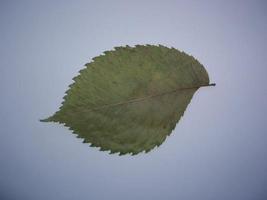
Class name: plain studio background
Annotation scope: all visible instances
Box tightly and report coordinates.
[0,0,266,200]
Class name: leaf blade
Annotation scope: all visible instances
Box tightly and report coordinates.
[42,45,212,155]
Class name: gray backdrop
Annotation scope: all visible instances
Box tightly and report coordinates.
[0,0,267,200]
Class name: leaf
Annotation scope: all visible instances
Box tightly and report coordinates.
[41,44,214,155]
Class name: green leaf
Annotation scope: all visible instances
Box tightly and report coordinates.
[41,44,214,155]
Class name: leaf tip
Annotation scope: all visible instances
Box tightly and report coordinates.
[39,116,54,123]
